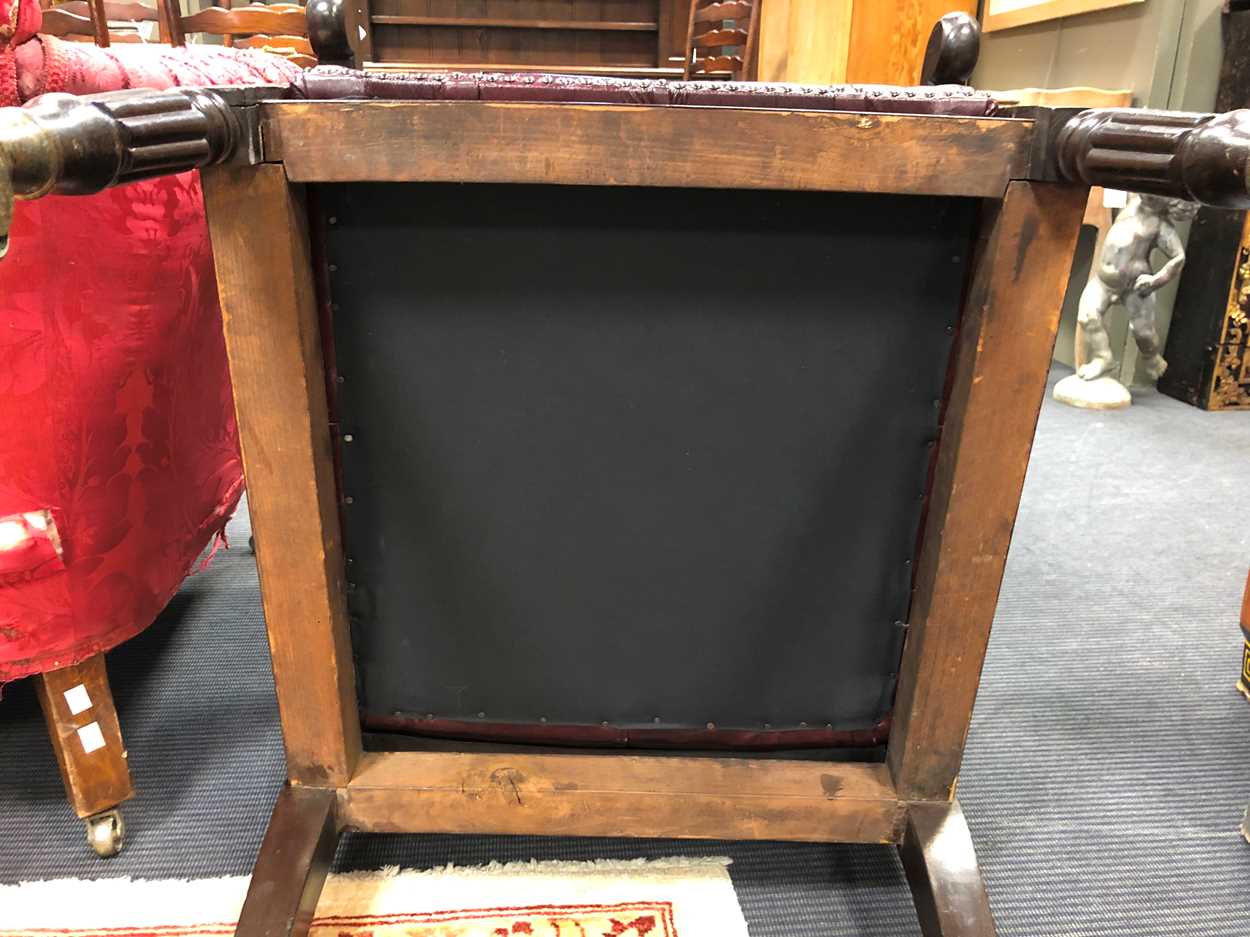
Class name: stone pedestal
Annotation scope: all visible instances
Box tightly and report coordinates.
[1053,373,1132,410]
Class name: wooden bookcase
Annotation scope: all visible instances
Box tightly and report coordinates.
[345,0,978,85]
[351,0,689,77]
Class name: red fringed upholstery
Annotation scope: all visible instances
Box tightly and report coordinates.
[0,2,301,681]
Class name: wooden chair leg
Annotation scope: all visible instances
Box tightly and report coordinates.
[899,800,996,937]
[235,785,339,937]
[34,652,134,857]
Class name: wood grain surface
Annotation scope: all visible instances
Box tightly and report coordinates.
[262,101,1033,198]
[887,181,1088,801]
[757,0,852,84]
[201,164,362,787]
[847,0,978,86]
[35,654,133,818]
[340,750,905,843]
[235,786,339,937]
[900,800,996,936]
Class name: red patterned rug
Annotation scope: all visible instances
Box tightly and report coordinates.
[0,857,747,937]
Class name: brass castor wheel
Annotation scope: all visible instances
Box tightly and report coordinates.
[85,809,124,858]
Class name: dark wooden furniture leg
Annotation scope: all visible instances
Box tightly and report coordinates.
[34,653,133,857]
[235,785,339,937]
[900,801,996,937]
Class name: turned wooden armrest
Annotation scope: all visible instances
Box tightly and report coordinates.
[7,88,1250,261]
[0,88,243,255]
[1057,107,1250,207]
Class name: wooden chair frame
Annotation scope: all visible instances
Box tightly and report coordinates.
[6,87,1248,936]
[207,101,1086,937]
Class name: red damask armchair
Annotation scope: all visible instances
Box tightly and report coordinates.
[0,1,299,855]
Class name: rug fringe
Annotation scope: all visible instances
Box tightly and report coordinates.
[329,855,733,882]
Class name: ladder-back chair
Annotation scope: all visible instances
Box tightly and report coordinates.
[158,0,314,66]
[683,0,759,80]
[40,0,157,45]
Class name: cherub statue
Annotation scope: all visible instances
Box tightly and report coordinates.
[1076,193,1197,382]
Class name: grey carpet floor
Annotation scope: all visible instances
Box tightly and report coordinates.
[2,365,1248,936]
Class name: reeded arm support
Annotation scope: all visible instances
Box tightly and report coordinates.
[0,87,240,256]
[1057,107,1250,208]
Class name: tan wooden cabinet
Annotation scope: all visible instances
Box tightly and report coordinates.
[759,0,978,85]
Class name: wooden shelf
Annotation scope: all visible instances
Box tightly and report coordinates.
[370,16,659,31]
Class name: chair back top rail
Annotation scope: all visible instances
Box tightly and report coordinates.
[41,0,157,46]
[51,0,158,20]
[693,1,754,25]
[39,6,105,42]
[161,1,308,48]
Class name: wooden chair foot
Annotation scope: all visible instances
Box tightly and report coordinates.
[34,653,134,858]
[899,800,996,937]
[235,785,339,937]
